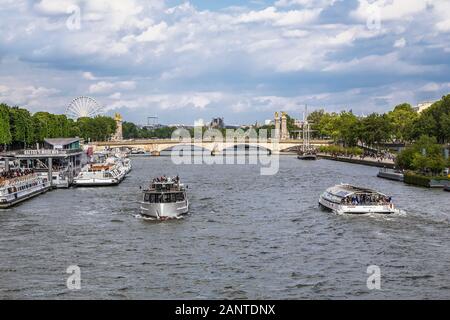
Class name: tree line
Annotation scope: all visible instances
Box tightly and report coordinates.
[308,94,450,146]
[0,103,117,149]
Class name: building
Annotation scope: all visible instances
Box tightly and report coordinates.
[15,138,83,188]
[43,138,80,150]
[413,101,434,113]
[294,119,304,128]
[210,117,224,129]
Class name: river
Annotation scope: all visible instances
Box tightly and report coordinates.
[0,156,449,299]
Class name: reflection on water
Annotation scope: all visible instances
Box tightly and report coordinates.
[0,156,449,299]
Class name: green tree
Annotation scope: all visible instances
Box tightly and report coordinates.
[359,113,392,146]
[387,103,417,142]
[0,103,12,146]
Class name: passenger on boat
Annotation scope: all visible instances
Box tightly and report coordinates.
[0,169,34,181]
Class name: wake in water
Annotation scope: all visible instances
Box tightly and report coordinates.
[332,208,407,219]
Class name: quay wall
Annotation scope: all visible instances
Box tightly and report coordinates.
[318,154,395,169]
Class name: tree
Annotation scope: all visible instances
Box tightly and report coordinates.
[123,121,139,139]
[396,135,447,174]
[8,107,35,147]
[387,103,417,142]
[0,103,12,146]
[308,109,326,139]
[359,113,392,146]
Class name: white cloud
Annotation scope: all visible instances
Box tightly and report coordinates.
[394,37,406,48]
[420,82,450,92]
[34,0,78,16]
[89,81,136,94]
[351,0,430,22]
[82,72,97,80]
[236,6,321,26]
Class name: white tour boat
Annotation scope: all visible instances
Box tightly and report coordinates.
[0,172,51,208]
[139,177,189,220]
[73,162,126,187]
[319,184,399,214]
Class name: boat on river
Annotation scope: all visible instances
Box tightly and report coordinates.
[73,162,126,187]
[139,176,189,220]
[377,168,404,182]
[0,171,51,208]
[297,105,317,161]
[319,184,398,214]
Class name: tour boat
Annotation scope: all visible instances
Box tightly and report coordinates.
[319,184,399,214]
[73,162,126,187]
[297,151,317,161]
[120,157,132,175]
[0,173,51,208]
[139,177,189,220]
[377,168,404,182]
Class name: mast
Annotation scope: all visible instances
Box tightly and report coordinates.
[302,104,309,153]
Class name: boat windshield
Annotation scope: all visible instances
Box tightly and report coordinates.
[144,192,185,203]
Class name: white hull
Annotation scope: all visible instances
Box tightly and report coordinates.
[74,160,129,187]
[73,178,120,186]
[0,178,51,208]
[140,200,189,220]
[319,196,396,214]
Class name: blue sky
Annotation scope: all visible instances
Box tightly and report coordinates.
[1,0,450,125]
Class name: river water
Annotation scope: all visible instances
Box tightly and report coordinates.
[0,156,449,299]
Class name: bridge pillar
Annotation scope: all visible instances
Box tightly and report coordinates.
[151,151,160,156]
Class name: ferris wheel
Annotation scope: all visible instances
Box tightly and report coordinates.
[65,96,104,119]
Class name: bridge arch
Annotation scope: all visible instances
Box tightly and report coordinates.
[218,143,273,155]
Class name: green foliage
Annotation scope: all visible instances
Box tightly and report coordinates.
[0,103,12,145]
[411,95,450,143]
[318,145,363,156]
[404,172,433,187]
[404,171,449,187]
[123,122,178,139]
[396,135,448,174]
[74,116,116,142]
[0,103,117,148]
[387,103,417,142]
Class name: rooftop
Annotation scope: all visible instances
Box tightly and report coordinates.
[44,138,80,146]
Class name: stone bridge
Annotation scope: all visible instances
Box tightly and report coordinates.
[91,139,332,155]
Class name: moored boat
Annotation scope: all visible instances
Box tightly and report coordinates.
[319,184,399,214]
[377,168,404,182]
[73,162,126,187]
[297,152,317,160]
[0,171,51,208]
[139,176,189,220]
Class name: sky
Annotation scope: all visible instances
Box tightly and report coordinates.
[1,0,450,125]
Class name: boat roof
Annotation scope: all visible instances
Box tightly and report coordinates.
[326,184,387,198]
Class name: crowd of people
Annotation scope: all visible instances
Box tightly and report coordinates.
[0,169,35,183]
[152,175,180,183]
[356,151,396,162]
[342,194,392,206]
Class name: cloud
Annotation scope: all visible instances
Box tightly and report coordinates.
[0,0,449,124]
[394,37,406,48]
[236,6,321,26]
[89,81,136,94]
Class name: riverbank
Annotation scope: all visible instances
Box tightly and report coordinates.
[317,153,395,168]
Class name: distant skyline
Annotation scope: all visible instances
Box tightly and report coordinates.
[1,0,450,125]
